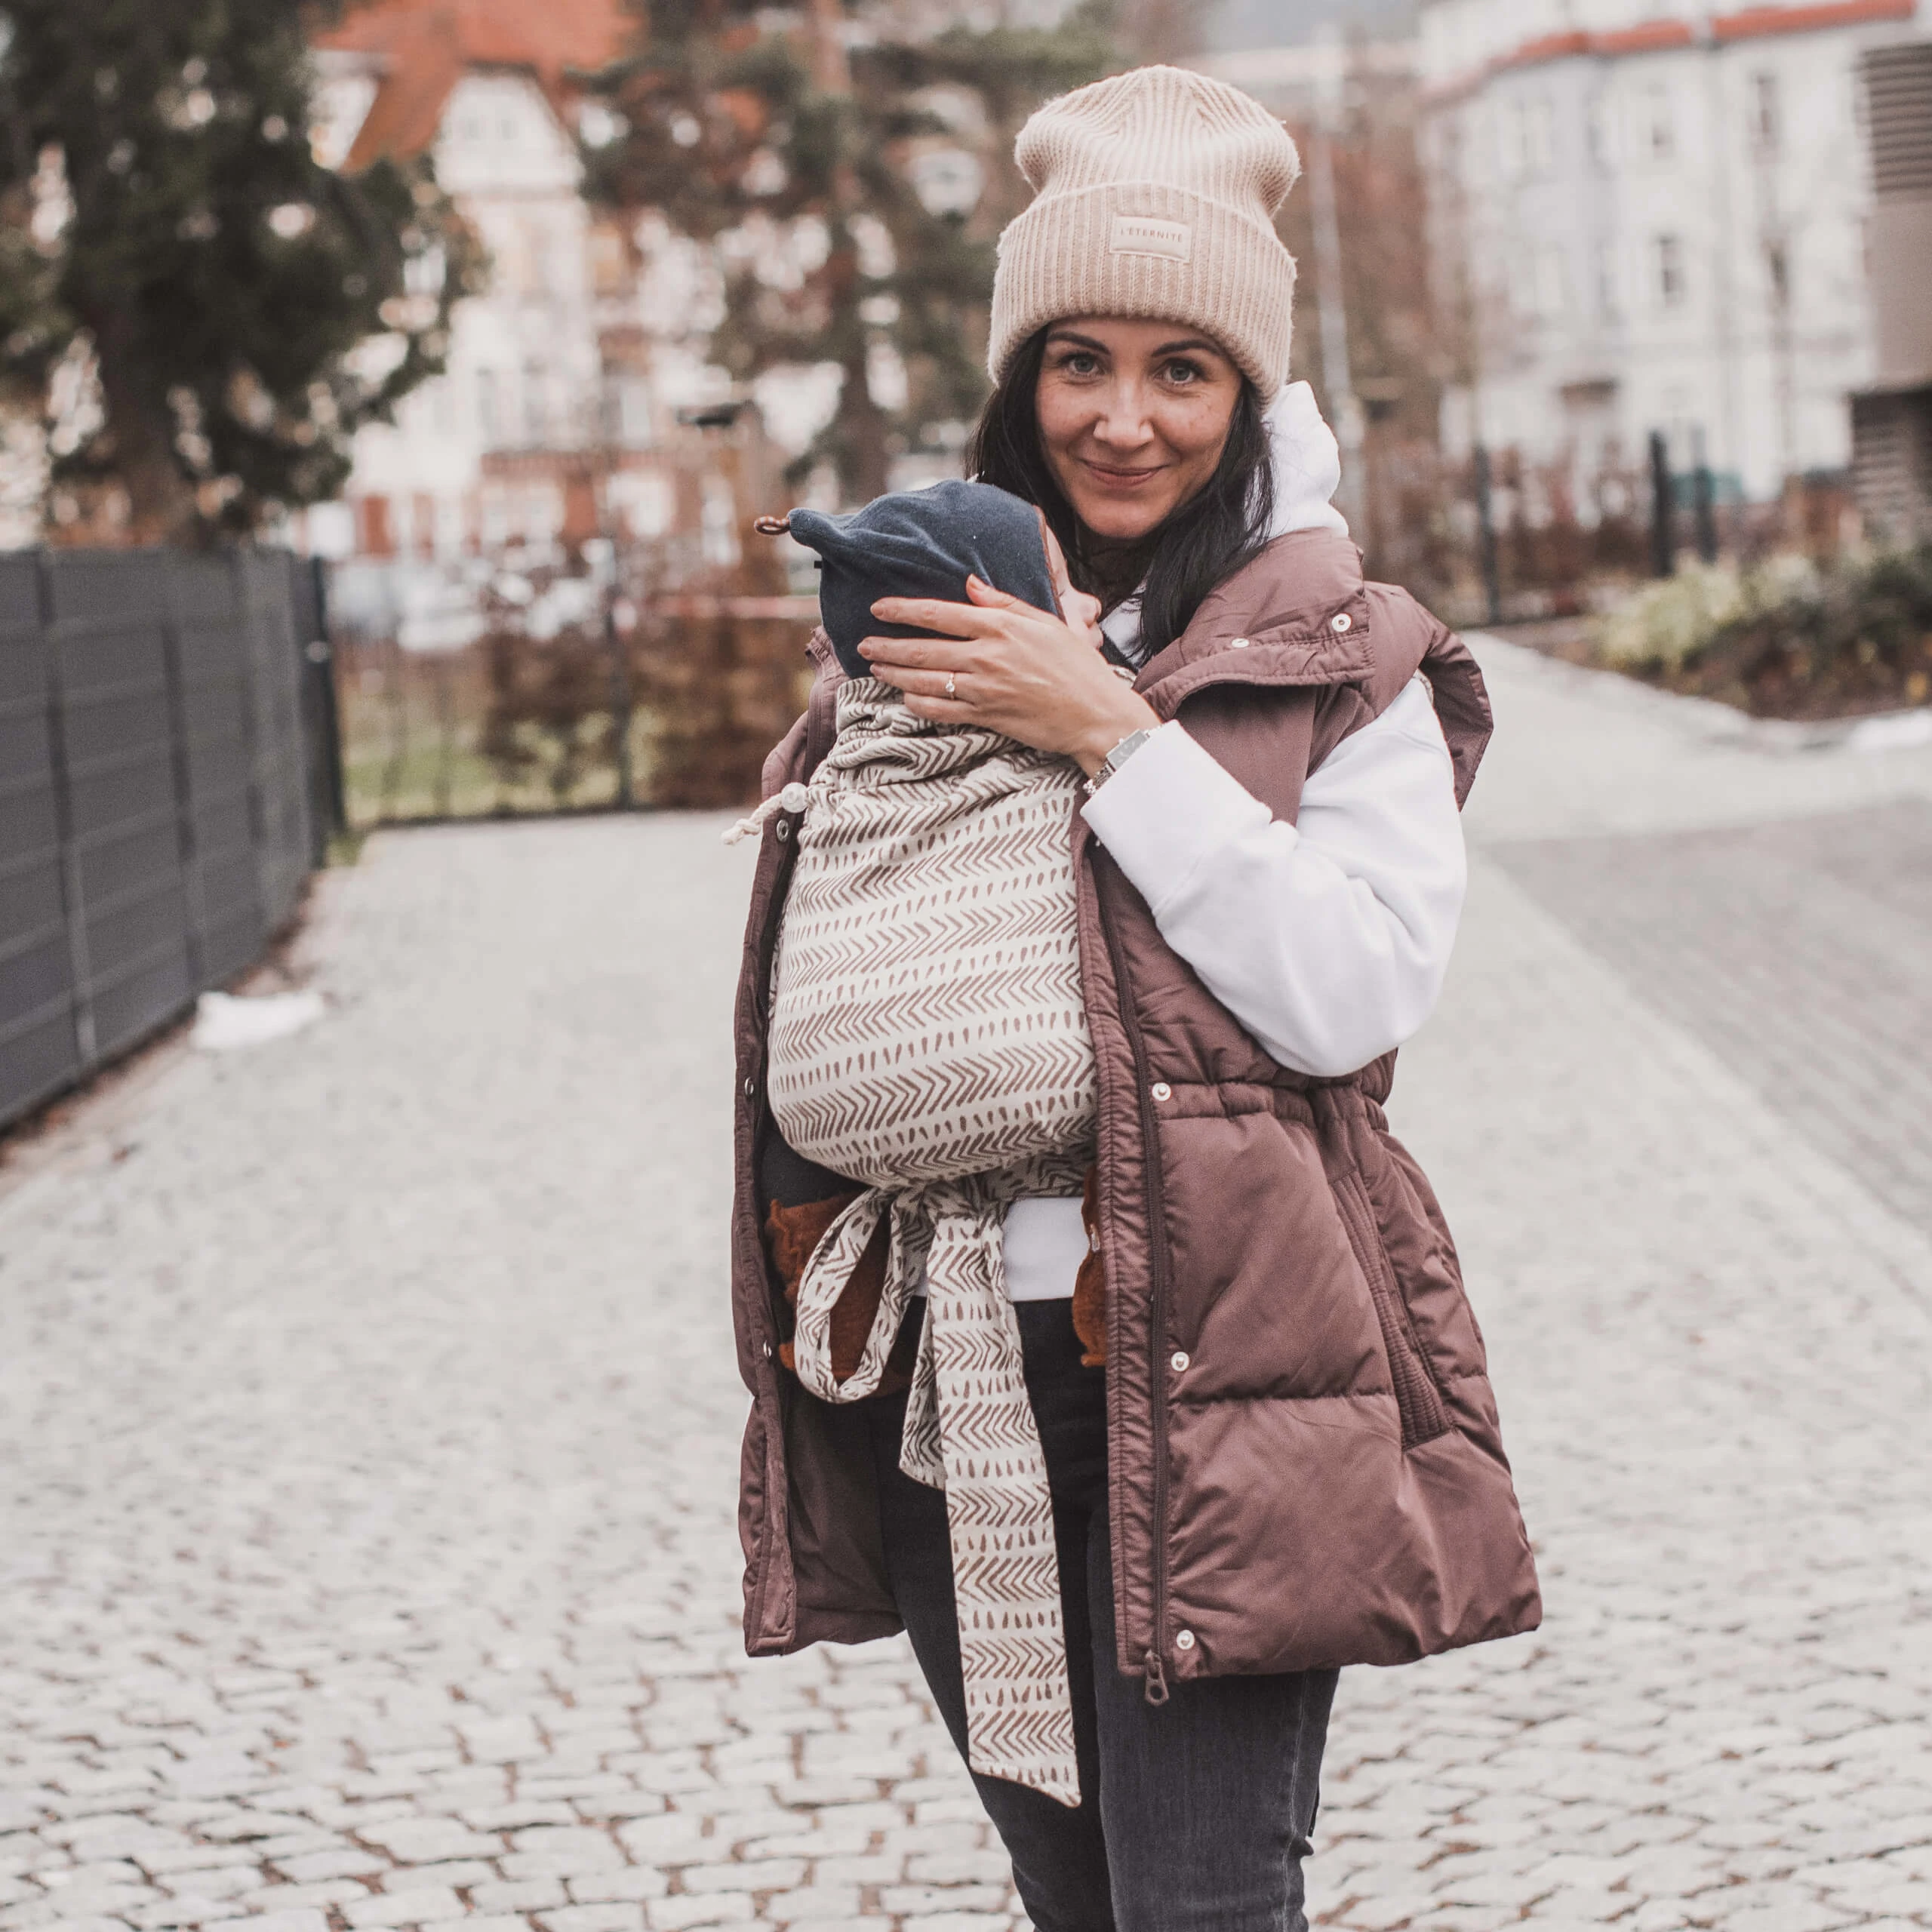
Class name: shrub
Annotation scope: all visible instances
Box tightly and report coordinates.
[1592,546,1932,718]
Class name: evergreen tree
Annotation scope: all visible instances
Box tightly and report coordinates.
[589,0,1115,503]
[0,0,481,544]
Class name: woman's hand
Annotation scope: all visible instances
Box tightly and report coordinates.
[860,577,1158,776]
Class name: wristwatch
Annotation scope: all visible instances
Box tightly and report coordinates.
[1084,726,1157,795]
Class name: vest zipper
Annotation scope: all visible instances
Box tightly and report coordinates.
[1142,1649,1169,1706]
[1096,861,1175,1706]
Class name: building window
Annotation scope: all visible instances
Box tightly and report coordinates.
[1643,86,1675,162]
[1766,239,1791,309]
[1535,247,1567,320]
[1751,72,1780,155]
[524,361,549,445]
[1655,233,1686,309]
[1586,97,1613,167]
[1597,238,1620,320]
[355,494,393,558]
[1510,96,1555,177]
[1509,246,1568,321]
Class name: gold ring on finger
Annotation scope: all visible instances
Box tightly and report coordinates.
[945,674,958,700]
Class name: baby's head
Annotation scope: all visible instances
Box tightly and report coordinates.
[774,480,1092,681]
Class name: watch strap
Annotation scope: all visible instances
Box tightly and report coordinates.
[1084,725,1156,795]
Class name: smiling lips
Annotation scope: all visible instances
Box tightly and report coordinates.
[1080,457,1168,491]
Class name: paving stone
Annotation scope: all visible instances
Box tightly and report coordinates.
[645,1899,756,1931]
[563,1870,671,1906]
[471,1879,569,1914]
[537,1908,648,1932]
[343,1886,466,1927]
[758,1890,860,1924]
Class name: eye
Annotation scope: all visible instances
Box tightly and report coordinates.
[1052,349,1102,377]
[1161,358,1204,385]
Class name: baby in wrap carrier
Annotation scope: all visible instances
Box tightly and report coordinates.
[740,479,1110,1804]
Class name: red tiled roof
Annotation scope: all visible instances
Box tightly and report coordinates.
[1496,30,1592,71]
[318,0,632,76]
[317,0,634,166]
[1715,0,1917,41]
[1595,20,1697,53]
[1478,0,1917,83]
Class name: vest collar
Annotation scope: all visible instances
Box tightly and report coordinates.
[1134,528,1374,718]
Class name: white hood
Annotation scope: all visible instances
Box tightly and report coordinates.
[1264,381,1350,540]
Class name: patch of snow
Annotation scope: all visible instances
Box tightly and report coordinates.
[192,990,326,1053]
[1846,709,1932,754]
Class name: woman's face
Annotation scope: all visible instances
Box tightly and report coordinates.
[1035,316,1244,543]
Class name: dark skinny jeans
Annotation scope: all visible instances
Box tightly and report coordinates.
[863,1300,1338,1932]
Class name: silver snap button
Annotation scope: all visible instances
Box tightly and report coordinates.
[761,1340,774,1361]
[1331,611,1352,633]
[744,1077,757,1097]
[1151,1081,1171,1102]
[1175,1629,1197,1651]
[1229,635,1251,649]
[1170,1350,1190,1373]
[775,818,791,841]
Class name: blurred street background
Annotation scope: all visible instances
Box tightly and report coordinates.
[2,2,1931,1930]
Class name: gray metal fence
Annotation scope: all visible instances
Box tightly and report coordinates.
[0,546,324,1133]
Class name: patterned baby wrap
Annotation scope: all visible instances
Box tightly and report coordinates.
[766,677,1094,1805]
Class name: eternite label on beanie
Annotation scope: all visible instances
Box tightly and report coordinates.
[1109,215,1192,262]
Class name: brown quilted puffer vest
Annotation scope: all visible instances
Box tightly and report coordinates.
[728,528,1542,1694]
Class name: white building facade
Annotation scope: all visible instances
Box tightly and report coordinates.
[1420,0,1929,509]
[309,54,618,577]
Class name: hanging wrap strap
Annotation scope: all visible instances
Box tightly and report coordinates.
[791,1152,1088,1809]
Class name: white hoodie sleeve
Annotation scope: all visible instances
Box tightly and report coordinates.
[1079,678,1467,1078]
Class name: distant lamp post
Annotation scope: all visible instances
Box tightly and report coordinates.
[1307,26,1364,531]
[1649,430,1676,578]
[1690,425,1718,564]
[1472,444,1503,626]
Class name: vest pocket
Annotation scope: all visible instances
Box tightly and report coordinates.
[1334,1170,1451,1451]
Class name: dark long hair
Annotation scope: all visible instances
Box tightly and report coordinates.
[965,326,1275,657]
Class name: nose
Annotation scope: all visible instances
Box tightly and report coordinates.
[1089,375,1156,452]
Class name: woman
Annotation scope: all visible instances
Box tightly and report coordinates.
[729,66,1540,1932]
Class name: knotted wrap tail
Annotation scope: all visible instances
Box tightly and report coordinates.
[792,1171,1082,1808]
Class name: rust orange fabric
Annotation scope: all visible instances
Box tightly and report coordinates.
[769,1177,1105,1375]
[1074,1164,1106,1367]
[766,1194,893,1385]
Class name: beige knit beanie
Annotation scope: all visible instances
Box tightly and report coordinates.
[988,66,1301,401]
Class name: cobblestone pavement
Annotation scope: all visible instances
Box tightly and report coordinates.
[2,643,1930,1932]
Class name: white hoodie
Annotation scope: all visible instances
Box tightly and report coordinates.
[1000,384,1469,1302]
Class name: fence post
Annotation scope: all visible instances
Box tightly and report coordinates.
[304,555,349,850]
[37,552,94,1072]
[1649,431,1677,578]
[158,552,206,990]
[1690,426,1719,565]
[35,550,97,1070]
[1472,444,1503,626]
[605,583,635,810]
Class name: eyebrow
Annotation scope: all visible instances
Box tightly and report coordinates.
[1044,328,1226,361]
